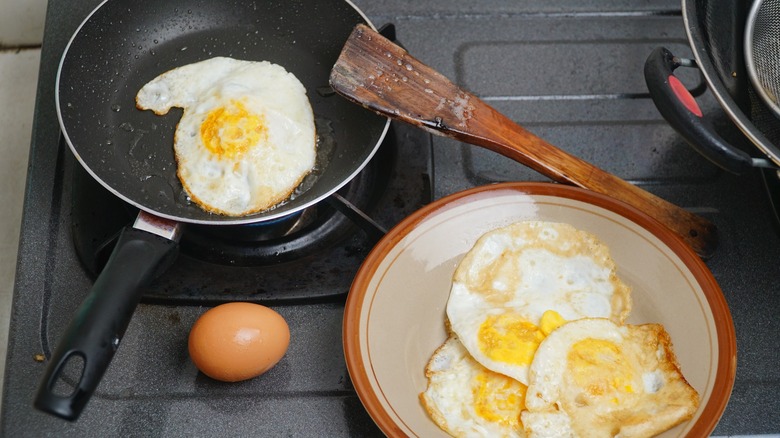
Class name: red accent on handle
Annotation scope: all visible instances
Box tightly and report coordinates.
[668,75,703,117]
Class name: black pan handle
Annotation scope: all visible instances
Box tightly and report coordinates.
[34,222,179,421]
[644,47,754,174]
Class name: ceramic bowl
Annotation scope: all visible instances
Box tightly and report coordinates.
[344,182,736,437]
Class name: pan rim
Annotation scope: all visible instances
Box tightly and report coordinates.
[55,0,390,226]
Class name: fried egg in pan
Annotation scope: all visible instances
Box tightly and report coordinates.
[136,57,316,216]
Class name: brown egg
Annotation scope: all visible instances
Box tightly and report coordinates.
[188,302,290,382]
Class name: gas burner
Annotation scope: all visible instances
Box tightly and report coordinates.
[74,130,393,269]
[69,122,432,303]
[180,139,394,266]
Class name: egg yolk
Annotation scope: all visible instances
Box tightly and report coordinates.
[539,309,567,335]
[477,310,566,366]
[478,314,545,366]
[567,338,635,398]
[472,370,527,426]
[200,99,267,159]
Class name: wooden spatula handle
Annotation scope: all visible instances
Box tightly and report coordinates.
[330,24,717,257]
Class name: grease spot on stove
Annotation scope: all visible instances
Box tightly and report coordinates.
[167,311,182,325]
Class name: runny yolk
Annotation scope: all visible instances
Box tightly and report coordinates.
[200,100,267,159]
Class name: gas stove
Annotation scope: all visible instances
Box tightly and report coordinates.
[3,0,780,436]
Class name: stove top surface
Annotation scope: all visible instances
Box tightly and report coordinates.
[3,0,780,436]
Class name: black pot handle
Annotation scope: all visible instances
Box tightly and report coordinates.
[644,47,754,174]
[34,223,179,421]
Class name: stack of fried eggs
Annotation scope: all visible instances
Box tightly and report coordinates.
[420,221,700,438]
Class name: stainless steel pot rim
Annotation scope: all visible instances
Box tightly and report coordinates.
[682,0,780,168]
[744,0,780,121]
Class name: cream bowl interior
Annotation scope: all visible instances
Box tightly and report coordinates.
[344,182,736,437]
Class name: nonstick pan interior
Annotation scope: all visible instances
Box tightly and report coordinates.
[57,0,389,225]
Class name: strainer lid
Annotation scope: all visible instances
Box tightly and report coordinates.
[746,0,780,119]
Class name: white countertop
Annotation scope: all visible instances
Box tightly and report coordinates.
[0,0,48,411]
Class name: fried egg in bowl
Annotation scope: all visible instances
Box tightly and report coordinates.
[343,182,735,437]
[522,318,699,438]
[447,221,632,386]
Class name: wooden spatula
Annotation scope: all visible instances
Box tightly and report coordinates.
[329,24,717,257]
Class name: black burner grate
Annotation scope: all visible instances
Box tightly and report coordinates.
[70,123,432,304]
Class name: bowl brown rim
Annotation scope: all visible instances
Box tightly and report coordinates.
[343,182,736,437]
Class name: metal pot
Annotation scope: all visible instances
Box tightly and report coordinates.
[644,0,780,174]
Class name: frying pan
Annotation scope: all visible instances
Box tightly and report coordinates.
[644,0,780,174]
[34,0,389,421]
